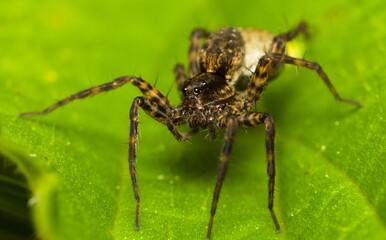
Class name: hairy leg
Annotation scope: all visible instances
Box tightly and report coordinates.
[189,29,210,77]
[238,112,280,232]
[19,76,172,116]
[246,54,361,106]
[174,64,187,100]
[270,21,309,54]
[128,97,143,230]
[206,116,238,240]
[128,96,198,230]
[19,74,198,230]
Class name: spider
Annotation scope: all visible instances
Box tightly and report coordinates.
[20,22,361,239]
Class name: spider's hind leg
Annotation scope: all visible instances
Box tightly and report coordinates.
[246,51,361,106]
[174,64,187,100]
[174,28,210,100]
[256,22,310,85]
[264,54,361,106]
[270,21,309,54]
[188,28,210,77]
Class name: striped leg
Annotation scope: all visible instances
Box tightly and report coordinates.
[166,122,200,141]
[246,55,273,102]
[189,29,210,77]
[261,22,310,82]
[246,54,362,106]
[238,112,280,232]
[270,21,309,54]
[128,96,198,230]
[19,76,172,116]
[19,74,199,231]
[174,64,187,99]
[129,97,142,230]
[206,116,238,240]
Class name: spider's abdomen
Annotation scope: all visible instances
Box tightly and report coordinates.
[231,28,279,83]
[199,27,245,80]
[198,27,281,86]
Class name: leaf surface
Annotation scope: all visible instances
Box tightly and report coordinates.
[0,0,385,239]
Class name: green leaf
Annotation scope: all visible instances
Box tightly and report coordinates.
[0,0,385,239]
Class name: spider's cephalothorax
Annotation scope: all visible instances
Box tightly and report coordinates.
[20,22,361,239]
[182,72,235,106]
[176,72,237,135]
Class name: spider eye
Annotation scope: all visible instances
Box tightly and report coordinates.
[182,88,188,95]
[193,87,200,95]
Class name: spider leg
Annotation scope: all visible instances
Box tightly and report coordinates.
[189,28,210,77]
[128,96,198,230]
[258,22,309,82]
[19,76,172,116]
[245,55,274,102]
[206,116,238,240]
[246,54,361,106]
[270,21,309,54]
[19,74,200,229]
[238,112,280,232]
[129,97,143,230]
[272,54,361,106]
[208,123,217,140]
[166,121,199,141]
[174,64,187,100]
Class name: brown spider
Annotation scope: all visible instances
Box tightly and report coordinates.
[20,22,361,239]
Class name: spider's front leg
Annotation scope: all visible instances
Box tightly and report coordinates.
[207,116,238,240]
[238,112,280,232]
[127,86,200,231]
[128,96,198,230]
[19,74,197,230]
[206,112,280,239]
[128,97,143,230]
[19,76,172,116]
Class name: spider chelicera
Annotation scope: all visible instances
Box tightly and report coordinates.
[20,22,361,239]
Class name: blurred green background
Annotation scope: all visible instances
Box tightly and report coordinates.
[0,0,385,239]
